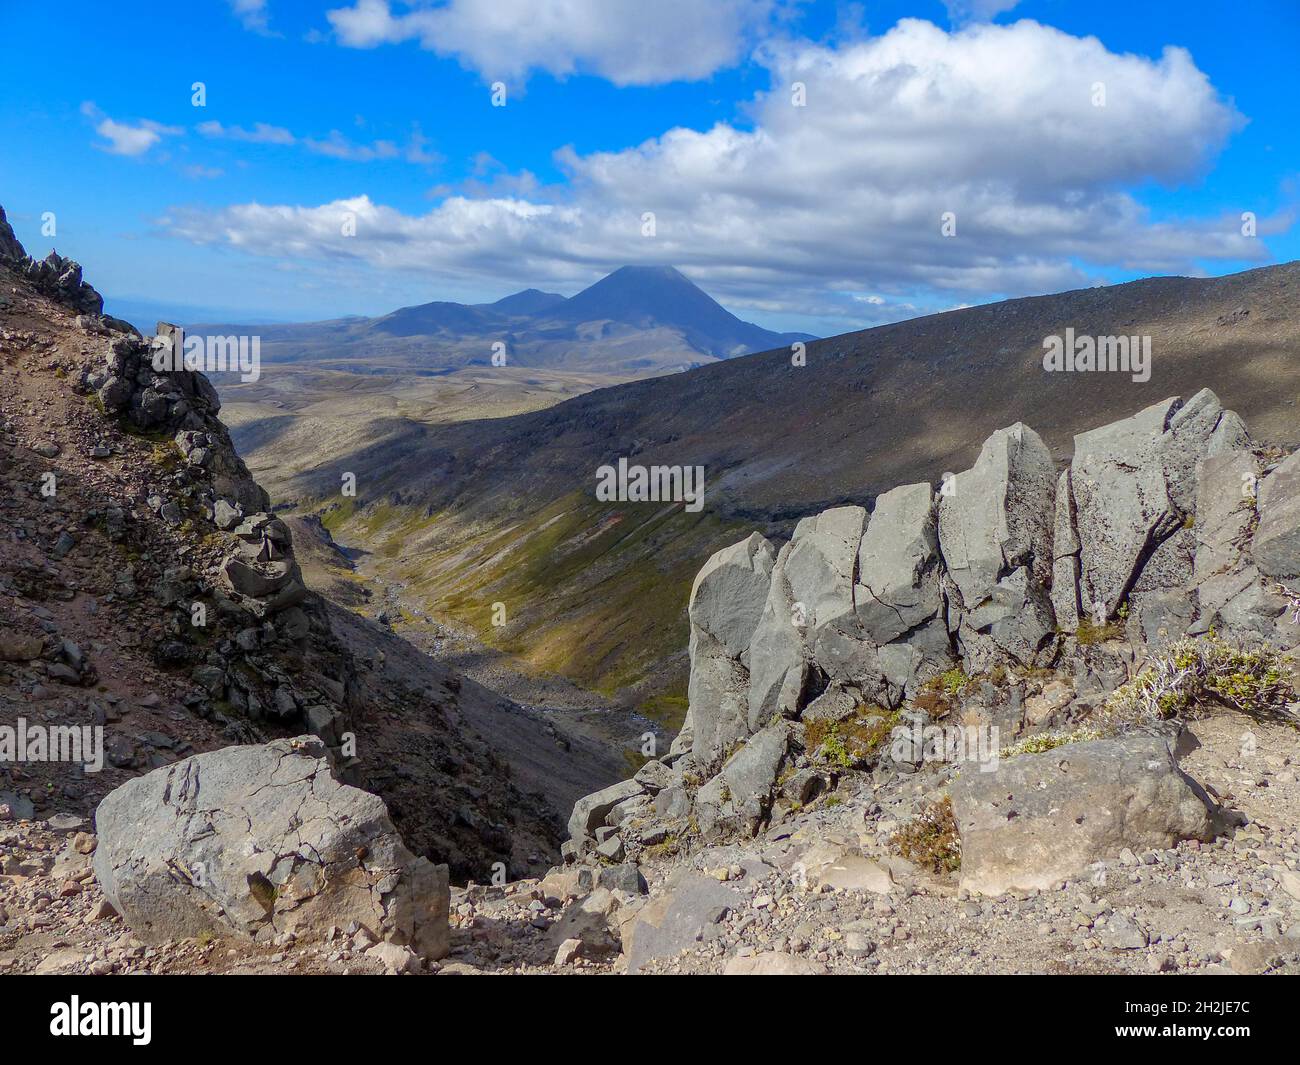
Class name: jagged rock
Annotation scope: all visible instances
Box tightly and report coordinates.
[686,627,753,769]
[950,735,1218,895]
[622,871,742,973]
[939,424,1056,666]
[745,540,813,732]
[683,534,778,767]
[567,778,645,842]
[1051,468,1082,632]
[0,206,23,262]
[689,532,775,657]
[93,736,450,958]
[1254,448,1300,579]
[854,482,943,643]
[1072,390,1238,618]
[939,424,1055,605]
[721,722,790,808]
[1194,451,1260,583]
[784,506,865,645]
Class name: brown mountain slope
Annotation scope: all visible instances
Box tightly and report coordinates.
[244,263,1300,721]
[0,205,627,879]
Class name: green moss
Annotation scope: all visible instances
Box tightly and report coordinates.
[1076,616,1125,645]
[890,796,961,874]
[805,706,901,769]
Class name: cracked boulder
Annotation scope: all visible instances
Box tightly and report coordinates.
[1072,389,1241,620]
[938,423,1056,666]
[951,734,1219,895]
[93,736,450,959]
[683,533,777,766]
[1254,447,1300,580]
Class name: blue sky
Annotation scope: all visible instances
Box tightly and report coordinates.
[0,0,1296,335]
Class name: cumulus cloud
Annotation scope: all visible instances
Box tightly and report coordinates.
[325,0,783,85]
[230,0,272,34]
[161,20,1262,330]
[82,102,181,157]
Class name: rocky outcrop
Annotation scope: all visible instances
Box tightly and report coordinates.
[94,737,450,960]
[565,389,1292,880]
[0,206,103,316]
[950,735,1219,895]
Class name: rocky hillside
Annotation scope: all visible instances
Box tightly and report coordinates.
[524,385,1300,974]
[5,373,1299,977]
[0,203,615,887]
[256,258,1300,721]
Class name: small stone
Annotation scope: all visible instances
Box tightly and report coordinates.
[554,938,583,966]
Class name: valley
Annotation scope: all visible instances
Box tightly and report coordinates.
[224,262,1300,731]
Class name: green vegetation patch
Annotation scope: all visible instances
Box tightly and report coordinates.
[890,796,961,874]
[1106,633,1295,722]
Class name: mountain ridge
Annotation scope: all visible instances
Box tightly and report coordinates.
[195,263,815,376]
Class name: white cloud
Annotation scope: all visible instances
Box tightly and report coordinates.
[82,102,181,157]
[198,120,297,145]
[230,0,272,34]
[326,0,783,85]
[197,118,440,166]
[161,20,1263,330]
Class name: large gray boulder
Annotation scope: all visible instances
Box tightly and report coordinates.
[951,735,1218,895]
[746,541,814,733]
[1194,450,1260,583]
[783,506,865,645]
[854,482,942,644]
[939,424,1056,605]
[1050,468,1082,632]
[1072,390,1239,619]
[1254,448,1300,579]
[938,424,1056,666]
[688,533,775,657]
[94,737,450,958]
[683,534,778,767]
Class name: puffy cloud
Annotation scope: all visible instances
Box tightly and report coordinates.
[161,20,1262,331]
[82,102,181,157]
[326,0,783,85]
[229,0,272,34]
